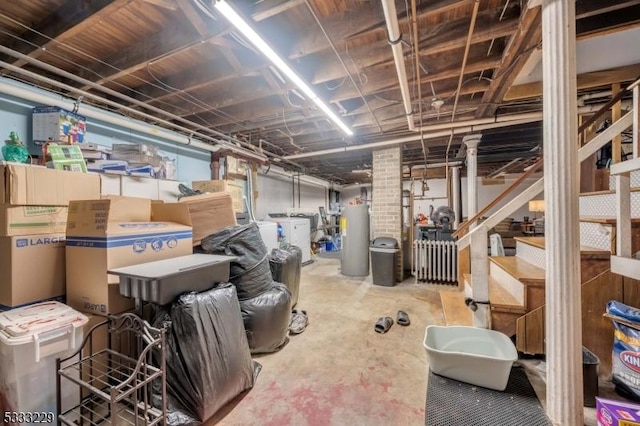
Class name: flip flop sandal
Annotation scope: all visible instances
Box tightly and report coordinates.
[374,317,394,334]
[397,310,410,326]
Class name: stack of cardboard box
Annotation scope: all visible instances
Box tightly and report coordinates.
[65,196,194,316]
[0,163,100,309]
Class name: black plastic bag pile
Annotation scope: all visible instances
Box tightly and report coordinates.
[152,284,260,425]
[200,223,292,353]
[268,245,302,307]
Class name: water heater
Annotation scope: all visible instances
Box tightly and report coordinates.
[340,205,370,276]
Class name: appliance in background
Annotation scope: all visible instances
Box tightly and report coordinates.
[265,217,311,264]
[340,205,370,277]
[256,221,279,253]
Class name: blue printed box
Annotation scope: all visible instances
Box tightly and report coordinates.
[32,106,87,145]
[65,197,193,316]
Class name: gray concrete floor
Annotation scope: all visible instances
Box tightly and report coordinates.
[210,256,624,425]
[213,257,444,425]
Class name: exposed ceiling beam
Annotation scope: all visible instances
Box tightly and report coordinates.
[73,0,298,89]
[2,0,126,68]
[288,0,474,60]
[576,4,640,37]
[476,5,542,117]
[252,0,305,21]
[311,13,518,85]
[140,0,178,10]
[330,54,502,103]
[504,64,640,101]
[76,24,202,90]
[576,0,640,20]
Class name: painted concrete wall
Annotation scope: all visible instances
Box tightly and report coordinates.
[255,171,327,220]
[0,83,211,184]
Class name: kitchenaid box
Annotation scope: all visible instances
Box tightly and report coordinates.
[65,196,192,315]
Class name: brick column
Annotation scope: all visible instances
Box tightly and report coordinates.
[372,146,404,281]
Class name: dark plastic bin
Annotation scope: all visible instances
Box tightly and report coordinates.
[370,237,399,286]
[583,346,599,407]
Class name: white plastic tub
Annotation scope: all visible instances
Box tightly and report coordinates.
[0,302,88,419]
[424,325,518,391]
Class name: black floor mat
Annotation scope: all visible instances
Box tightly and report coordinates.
[426,366,551,426]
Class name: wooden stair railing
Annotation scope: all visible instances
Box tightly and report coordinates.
[453,158,543,238]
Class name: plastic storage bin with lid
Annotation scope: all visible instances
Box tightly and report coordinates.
[0,302,88,422]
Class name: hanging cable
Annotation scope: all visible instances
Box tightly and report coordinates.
[303,0,383,133]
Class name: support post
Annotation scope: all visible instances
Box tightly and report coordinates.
[464,134,482,227]
[470,227,490,328]
[542,0,583,424]
[452,166,461,229]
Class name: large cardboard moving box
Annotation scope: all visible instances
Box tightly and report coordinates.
[192,179,245,213]
[179,193,237,246]
[0,205,68,236]
[0,234,66,308]
[0,163,100,206]
[66,197,193,315]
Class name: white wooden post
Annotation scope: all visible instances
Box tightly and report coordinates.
[464,135,481,227]
[452,166,461,229]
[542,0,583,424]
[470,226,490,328]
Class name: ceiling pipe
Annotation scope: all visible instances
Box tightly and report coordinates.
[381,0,479,134]
[381,0,415,131]
[285,116,541,160]
[0,45,270,162]
[284,100,623,160]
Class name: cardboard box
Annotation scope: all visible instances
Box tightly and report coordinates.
[100,174,121,196]
[158,179,181,202]
[0,205,68,236]
[65,197,193,316]
[32,106,87,145]
[0,163,100,206]
[0,234,66,309]
[121,175,159,200]
[597,397,640,425]
[192,179,245,213]
[179,192,237,246]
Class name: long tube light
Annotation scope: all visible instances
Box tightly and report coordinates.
[214,0,353,136]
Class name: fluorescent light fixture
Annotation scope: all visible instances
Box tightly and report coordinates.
[214,0,353,136]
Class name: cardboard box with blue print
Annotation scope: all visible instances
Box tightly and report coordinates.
[65,196,193,316]
[0,234,66,309]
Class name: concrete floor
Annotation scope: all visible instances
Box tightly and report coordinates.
[209,256,626,425]
[211,257,444,425]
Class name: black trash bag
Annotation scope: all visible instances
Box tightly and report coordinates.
[200,223,273,300]
[268,245,302,307]
[240,282,292,354]
[152,284,260,425]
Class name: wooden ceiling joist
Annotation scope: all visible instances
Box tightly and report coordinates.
[505,64,640,101]
[476,5,542,118]
[3,0,126,68]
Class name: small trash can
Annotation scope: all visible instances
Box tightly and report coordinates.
[583,346,600,407]
[370,237,399,286]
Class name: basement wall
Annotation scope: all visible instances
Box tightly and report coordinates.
[255,172,327,220]
[0,80,211,183]
[340,174,540,226]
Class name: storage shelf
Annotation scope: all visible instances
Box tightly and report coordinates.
[59,348,162,403]
[59,394,163,426]
[57,313,167,426]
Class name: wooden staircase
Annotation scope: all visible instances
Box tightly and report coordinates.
[441,213,640,375]
[438,78,640,376]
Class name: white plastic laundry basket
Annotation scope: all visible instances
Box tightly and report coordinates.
[0,301,88,419]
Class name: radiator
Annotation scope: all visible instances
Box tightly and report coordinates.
[412,240,458,283]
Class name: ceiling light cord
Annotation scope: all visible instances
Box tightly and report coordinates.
[214,0,353,136]
[302,0,382,134]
